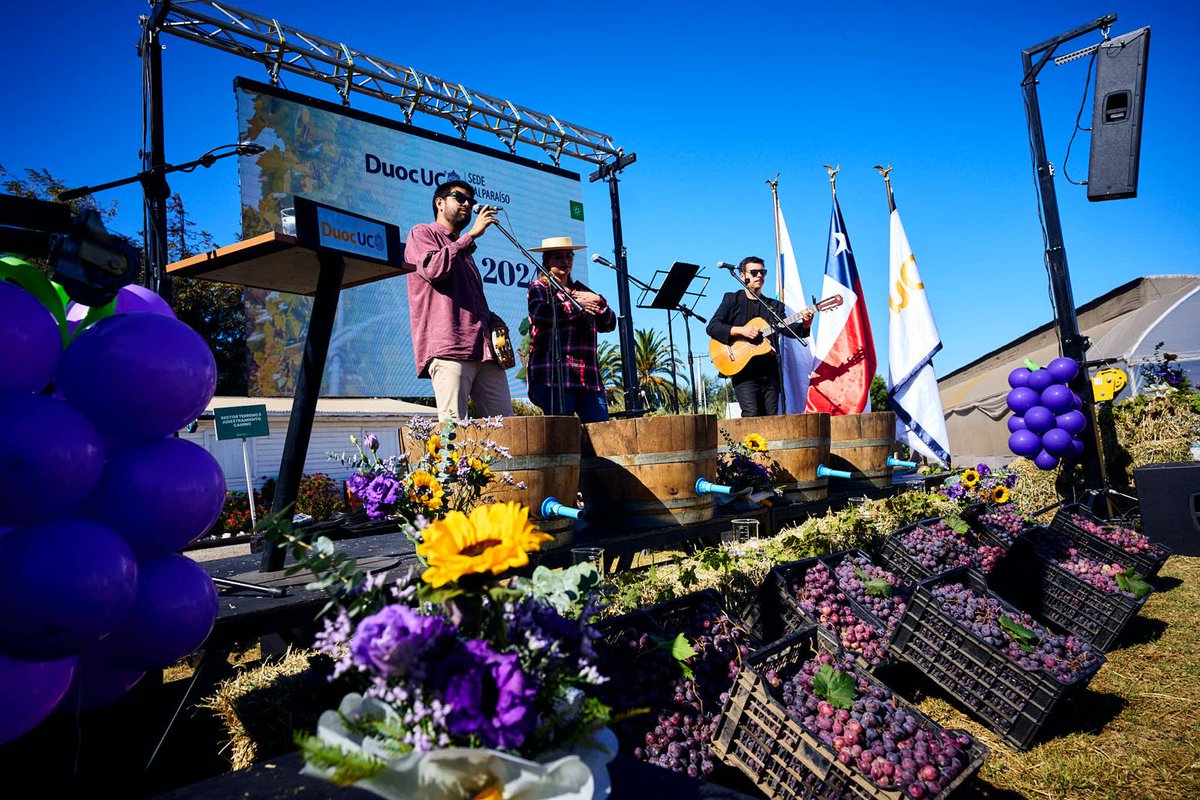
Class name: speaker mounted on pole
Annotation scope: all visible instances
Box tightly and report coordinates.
[1087,26,1150,201]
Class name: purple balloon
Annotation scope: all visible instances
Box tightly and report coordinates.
[66,286,176,328]
[0,282,62,393]
[1034,449,1060,471]
[1027,368,1056,393]
[1007,415,1028,433]
[1056,410,1088,435]
[1040,384,1075,415]
[1008,367,1032,389]
[101,554,217,671]
[0,519,138,661]
[1046,357,1080,383]
[0,392,106,526]
[0,654,76,744]
[1071,438,1086,458]
[1042,428,1076,458]
[1006,387,1039,415]
[1071,391,1083,410]
[57,313,216,444]
[1024,405,1056,435]
[1009,430,1042,458]
[64,648,145,712]
[84,438,226,559]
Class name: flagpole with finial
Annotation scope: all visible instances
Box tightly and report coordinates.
[823,163,840,198]
[873,163,896,213]
[766,173,782,302]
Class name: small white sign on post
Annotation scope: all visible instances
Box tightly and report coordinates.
[213,404,270,531]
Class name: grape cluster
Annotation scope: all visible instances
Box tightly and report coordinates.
[930,583,1100,683]
[1068,512,1167,559]
[791,562,890,665]
[777,650,973,798]
[596,600,753,778]
[900,521,1004,575]
[833,555,908,633]
[977,508,1028,545]
[1030,528,1137,598]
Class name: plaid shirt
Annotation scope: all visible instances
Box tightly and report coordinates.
[527,278,617,391]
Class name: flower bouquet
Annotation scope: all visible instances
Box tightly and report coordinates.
[265,501,616,800]
[940,463,1017,507]
[716,430,783,503]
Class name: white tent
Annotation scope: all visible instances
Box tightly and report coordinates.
[938,275,1200,465]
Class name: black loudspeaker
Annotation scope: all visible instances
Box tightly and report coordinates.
[1134,462,1200,556]
[1087,26,1150,201]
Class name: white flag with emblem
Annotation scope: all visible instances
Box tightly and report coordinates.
[886,202,951,465]
[775,202,813,412]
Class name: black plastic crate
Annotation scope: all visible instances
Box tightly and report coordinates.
[713,625,987,800]
[878,517,1011,586]
[763,550,903,670]
[991,526,1153,652]
[1051,502,1171,579]
[888,567,1105,751]
[961,502,1033,547]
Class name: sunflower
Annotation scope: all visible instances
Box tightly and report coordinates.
[991,485,1011,505]
[468,457,493,480]
[418,502,553,587]
[743,433,769,453]
[427,433,445,457]
[961,468,980,488]
[407,470,445,511]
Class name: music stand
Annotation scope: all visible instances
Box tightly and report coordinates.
[638,262,709,413]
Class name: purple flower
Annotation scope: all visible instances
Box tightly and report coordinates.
[360,473,403,519]
[976,463,991,477]
[347,472,369,498]
[364,434,380,452]
[350,604,455,680]
[443,639,538,750]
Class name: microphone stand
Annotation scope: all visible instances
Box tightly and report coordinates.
[484,214,583,414]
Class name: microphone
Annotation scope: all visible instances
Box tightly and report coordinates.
[236,142,266,155]
[472,202,502,214]
[591,253,615,269]
[717,261,738,272]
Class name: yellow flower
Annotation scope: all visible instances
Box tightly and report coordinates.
[992,485,1011,505]
[473,788,503,800]
[418,502,553,587]
[427,433,444,457]
[468,457,493,480]
[743,433,768,453]
[961,469,980,488]
[407,470,445,510]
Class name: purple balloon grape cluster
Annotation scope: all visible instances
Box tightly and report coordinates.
[0,271,222,744]
[1005,358,1087,471]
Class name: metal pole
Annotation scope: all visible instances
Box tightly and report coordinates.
[606,171,643,416]
[667,310,680,413]
[141,6,171,303]
[241,438,258,531]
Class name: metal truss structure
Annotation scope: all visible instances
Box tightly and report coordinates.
[153,0,623,167]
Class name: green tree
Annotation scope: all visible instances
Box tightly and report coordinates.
[166,193,248,395]
[702,373,736,416]
[870,374,889,413]
[633,328,688,411]
[597,339,624,407]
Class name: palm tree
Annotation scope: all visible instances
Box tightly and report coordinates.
[633,328,688,411]
[597,339,624,407]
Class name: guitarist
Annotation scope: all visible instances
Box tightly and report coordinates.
[706,257,814,417]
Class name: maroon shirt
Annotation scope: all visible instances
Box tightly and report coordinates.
[404,221,497,378]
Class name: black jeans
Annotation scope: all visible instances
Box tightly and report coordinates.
[733,374,779,417]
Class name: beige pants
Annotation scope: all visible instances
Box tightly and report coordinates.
[428,358,512,420]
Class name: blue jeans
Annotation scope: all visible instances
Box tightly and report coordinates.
[528,384,610,423]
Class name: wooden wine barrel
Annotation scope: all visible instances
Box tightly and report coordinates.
[828,412,897,491]
[719,413,831,503]
[580,414,718,528]
[402,416,582,547]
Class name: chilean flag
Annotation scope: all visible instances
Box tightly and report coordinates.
[805,196,877,415]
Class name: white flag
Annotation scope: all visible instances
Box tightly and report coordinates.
[887,204,951,465]
[775,203,813,413]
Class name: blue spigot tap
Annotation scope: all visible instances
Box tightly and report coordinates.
[816,464,852,479]
[695,477,735,495]
[887,456,917,469]
[540,496,584,520]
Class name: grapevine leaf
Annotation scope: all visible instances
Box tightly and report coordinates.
[1116,568,1152,600]
[812,663,857,709]
[855,567,893,598]
[1000,615,1038,652]
[651,633,697,680]
[944,516,971,535]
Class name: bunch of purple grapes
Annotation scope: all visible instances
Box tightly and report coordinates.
[1069,512,1167,558]
[977,508,1029,545]
[900,522,976,571]
[595,601,754,778]
[792,562,889,665]
[931,583,1100,682]
[777,650,973,798]
[833,555,909,633]
[1030,528,1137,598]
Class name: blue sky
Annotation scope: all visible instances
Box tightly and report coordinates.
[4,1,1197,385]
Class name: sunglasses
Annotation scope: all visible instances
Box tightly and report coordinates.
[746,269,768,277]
[445,190,474,205]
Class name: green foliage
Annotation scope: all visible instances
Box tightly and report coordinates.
[651,632,698,680]
[812,663,857,709]
[869,374,889,415]
[296,472,346,521]
[1117,568,1152,600]
[219,489,266,535]
[510,563,601,615]
[1000,615,1038,653]
[854,567,892,598]
[295,734,384,786]
[633,328,688,412]
[943,515,971,535]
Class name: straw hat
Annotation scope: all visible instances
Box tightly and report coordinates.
[529,236,586,252]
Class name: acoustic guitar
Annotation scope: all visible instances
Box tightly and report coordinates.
[709,294,843,377]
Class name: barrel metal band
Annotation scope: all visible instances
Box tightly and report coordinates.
[492,453,580,472]
[831,438,893,448]
[583,448,717,469]
[718,437,824,453]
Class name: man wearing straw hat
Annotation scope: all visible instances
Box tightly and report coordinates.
[404,180,512,420]
[526,236,616,422]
